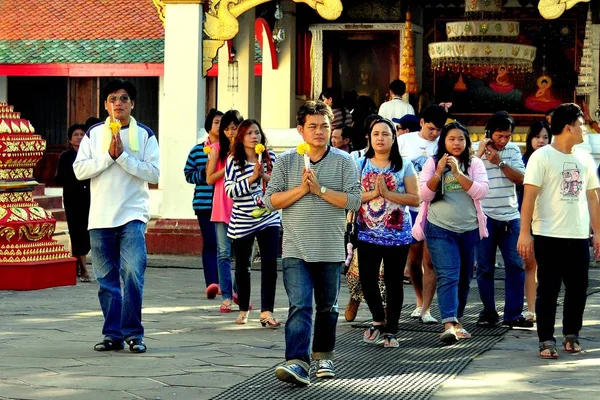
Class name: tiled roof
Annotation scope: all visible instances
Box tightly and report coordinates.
[0,0,164,64]
[0,39,163,64]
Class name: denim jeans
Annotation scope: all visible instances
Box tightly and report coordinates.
[282,258,341,372]
[197,211,218,287]
[215,222,235,300]
[425,221,479,325]
[358,241,409,334]
[233,226,280,312]
[476,217,525,322]
[534,236,589,344]
[89,220,147,341]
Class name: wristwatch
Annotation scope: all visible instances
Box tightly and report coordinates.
[320,186,327,195]
[498,161,507,169]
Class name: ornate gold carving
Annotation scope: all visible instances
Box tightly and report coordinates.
[0,208,6,220]
[203,39,226,76]
[18,223,54,241]
[0,226,15,241]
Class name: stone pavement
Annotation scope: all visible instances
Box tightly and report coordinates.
[2,250,600,399]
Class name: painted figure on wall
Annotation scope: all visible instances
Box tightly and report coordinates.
[524,75,562,113]
[489,66,515,93]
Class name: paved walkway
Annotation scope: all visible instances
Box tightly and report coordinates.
[2,250,600,399]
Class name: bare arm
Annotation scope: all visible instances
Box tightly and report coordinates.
[517,184,541,259]
[587,189,600,259]
[206,147,224,185]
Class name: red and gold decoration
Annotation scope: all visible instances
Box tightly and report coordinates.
[400,10,417,99]
[429,0,536,75]
[0,102,76,290]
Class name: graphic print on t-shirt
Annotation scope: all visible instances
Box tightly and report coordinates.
[561,162,583,198]
[443,173,461,192]
[411,151,429,174]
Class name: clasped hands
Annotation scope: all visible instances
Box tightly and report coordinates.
[478,138,501,165]
[109,133,124,160]
[435,153,461,178]
[367,174,391,199]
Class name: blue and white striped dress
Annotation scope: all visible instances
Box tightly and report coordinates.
[225,150,281,239]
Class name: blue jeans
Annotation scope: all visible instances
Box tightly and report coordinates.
[215,222,235,300]
[282,258,341,372]
[476,217,524,322]
[197,211,218,287]
[425,221,479,325]
[90,220,147,341]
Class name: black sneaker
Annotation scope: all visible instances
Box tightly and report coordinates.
[502,317,534,328]
[476,316,499,328]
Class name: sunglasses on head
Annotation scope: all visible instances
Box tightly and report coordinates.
[108,94,130,103]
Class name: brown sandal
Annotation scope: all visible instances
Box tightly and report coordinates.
[562,335,581,353]
[260,316,281,328]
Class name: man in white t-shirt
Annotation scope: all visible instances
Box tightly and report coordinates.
[378,80,415,121]
[396,104,447,323]
[518,103,600,359]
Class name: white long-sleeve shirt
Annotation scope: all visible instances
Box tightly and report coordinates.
[73,122,160,229]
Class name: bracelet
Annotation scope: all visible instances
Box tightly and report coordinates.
[434,173,441,180]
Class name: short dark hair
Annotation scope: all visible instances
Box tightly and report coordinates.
[297,101,334,127]
[102,79,137,101]
[485,111,515,135]
[550,103,584,136]
[421,105,447,129]
[338,125,354,141]
[218,109,244,161]
[84,117,101,131]
[67,123,87,140]
[524,120,552,162]
[389,80,407,97]
[204,108,224,132]
[319,87,343,108]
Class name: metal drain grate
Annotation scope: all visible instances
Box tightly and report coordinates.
[211,329,504,400]
[211,279,600,400]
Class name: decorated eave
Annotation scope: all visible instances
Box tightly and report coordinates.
[0,0,164,77]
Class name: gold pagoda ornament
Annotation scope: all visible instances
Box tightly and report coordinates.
[0,102,76,290]
[400,11,418,99]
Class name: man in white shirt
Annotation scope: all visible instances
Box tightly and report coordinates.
[474,112,531,329]
[378,80,415,121]
[397,104,447,324]
[518,103,600,359]
[74,79,160,354]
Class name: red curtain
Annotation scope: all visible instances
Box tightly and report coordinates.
[296,31,312,97]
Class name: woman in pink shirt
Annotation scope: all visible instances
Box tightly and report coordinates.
[412,122,489,344]
[207,110,243,312]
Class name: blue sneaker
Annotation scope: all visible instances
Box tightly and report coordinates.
[275,363,310,386]
[316,359,335,378]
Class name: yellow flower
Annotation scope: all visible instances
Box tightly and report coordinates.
[296,142,311,155]
[255,143,266,155]
[203,145,212,155]
[109,121,121,135]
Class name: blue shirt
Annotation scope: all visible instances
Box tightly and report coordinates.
[356,157,415,246]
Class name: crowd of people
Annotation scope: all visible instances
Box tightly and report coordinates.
[57,78,600,386]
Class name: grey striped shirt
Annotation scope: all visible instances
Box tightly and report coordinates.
[473,142,525,221]
[264,147,362,262]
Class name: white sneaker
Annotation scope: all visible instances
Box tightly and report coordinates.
[410,307,422,318]
[420,312,438,324]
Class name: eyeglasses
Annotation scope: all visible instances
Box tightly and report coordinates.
[108,95,130,103]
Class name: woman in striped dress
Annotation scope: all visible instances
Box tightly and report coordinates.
[225,119,282,327]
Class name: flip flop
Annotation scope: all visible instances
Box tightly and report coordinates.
[80,276,92,283]
[539,342,558,359]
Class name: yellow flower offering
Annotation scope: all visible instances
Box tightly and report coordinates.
[203,145,212,155]
[296,142,311,170]
[255,143,266,163]
[109,120,121,135]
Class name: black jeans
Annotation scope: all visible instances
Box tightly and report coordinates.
[357,241,410,334]
[233,226,280,312]
[534,235,589,343]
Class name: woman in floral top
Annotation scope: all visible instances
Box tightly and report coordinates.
[357,118,420,348]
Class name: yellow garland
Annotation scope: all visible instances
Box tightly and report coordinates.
[255,143,265,154]
[296,142,311,155]
[203,145,212,155]
[109,121,122,135]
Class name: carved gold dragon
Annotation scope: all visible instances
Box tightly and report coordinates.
[538,0,589,19]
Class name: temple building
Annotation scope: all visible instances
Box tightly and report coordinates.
[1,0,598,254]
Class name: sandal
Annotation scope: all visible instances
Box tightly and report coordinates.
[562,335,581,353]
[476,316,498,328]
[260,316,281,328]
[80,275,92,283]
[456,328,472,339]
[383,334,399,348]
[235,312,249,325]
[539,342,558,359]
[127,338,147,353]
[363,325,383,344]
[220,301,232,313]
[94,339,124,352]
[440,328,458,345]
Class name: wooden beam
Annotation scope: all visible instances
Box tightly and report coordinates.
[0,64,164,77]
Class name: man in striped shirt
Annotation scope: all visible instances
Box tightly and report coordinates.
[265,101,362,387]
[474,111,532,328]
